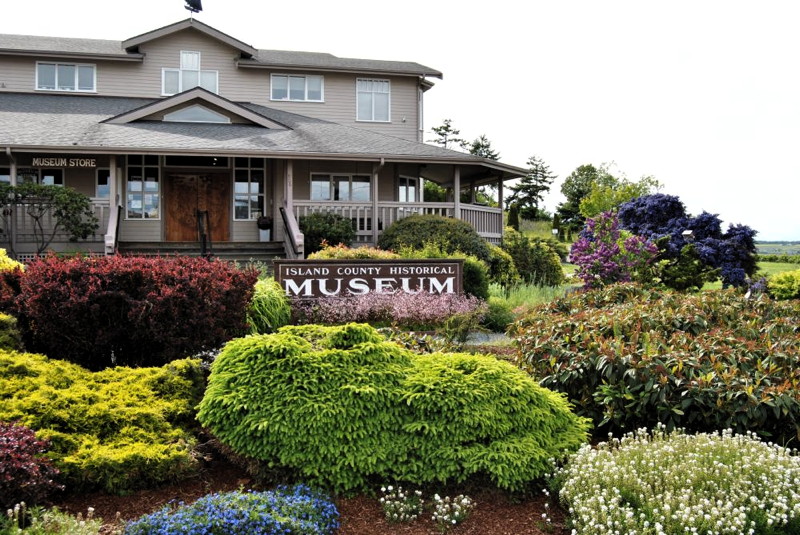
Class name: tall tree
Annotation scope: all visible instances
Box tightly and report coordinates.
[556,164,603,233]
[428,119,467,150]
[467,135,500,160]
[505,156,556,220]
[579,174,661,218]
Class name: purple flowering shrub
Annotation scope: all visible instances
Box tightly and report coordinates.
[570,212,658,289]
[292,291,486,329]
[617,194,758,288]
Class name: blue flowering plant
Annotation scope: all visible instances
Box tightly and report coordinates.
[124,485,339,535]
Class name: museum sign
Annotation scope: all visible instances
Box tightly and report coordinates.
[273,259,463,298]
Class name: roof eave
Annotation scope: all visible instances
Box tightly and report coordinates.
[236,59,443,79]
[0,49,144,62]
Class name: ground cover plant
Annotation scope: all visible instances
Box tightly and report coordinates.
[198,323,589,493]
[554,425,800,534]
[124,485,339,535]
[3,255,257,370]
[0,351,204,493]
[511,283,800,442]
[1,503,107,535]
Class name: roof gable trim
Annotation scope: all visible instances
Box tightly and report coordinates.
[103,87,288,129]
[122,18,257,57]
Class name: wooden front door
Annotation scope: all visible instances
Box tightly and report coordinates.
[165,173,230,242]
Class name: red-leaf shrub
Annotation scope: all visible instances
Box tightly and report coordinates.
[0,421,63,508]
[11,255,258,370]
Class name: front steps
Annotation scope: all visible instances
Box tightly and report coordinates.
[117,241,286,263]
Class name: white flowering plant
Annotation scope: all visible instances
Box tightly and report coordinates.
[431,493,475,532]
[379,485,424,523]
[553,424,800,534]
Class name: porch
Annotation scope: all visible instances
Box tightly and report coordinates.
[293,200,503,246]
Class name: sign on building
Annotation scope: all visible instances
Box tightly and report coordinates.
[273,259,463,299]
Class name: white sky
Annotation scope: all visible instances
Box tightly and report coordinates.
[6,0,799,240]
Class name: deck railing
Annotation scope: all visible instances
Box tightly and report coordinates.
[293,200,502,245]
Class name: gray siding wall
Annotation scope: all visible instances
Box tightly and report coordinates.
[0,29,423,141]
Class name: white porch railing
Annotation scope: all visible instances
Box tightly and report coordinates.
[293,201,502,245]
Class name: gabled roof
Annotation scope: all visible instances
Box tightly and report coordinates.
[103,87,288,129]
[122,18,257,58]
[0,34,142,62]
[239,50,442,79]
[0,93,525,184]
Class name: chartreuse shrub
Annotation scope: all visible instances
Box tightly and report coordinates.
[198,323,589,492]
[0,421,63,509]
[0,248,24,272]
[7,255,257,370]
[0,351,204,493]
[511,283,800,442]
[307,242,400,260]
[769,268,800,300]
[124,485,339,535]
[247,278,291,334]
[554,425,800,535]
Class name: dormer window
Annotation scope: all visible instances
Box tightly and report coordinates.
[164,104,231,123]
[270,74,324,102]
[36,62,95,92]
[162,51,218,95]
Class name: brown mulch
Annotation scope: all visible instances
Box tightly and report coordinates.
[53,458,569,535]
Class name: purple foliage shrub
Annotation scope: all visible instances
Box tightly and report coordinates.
[0,421,63,508]
[292,291,486,329]
[570,212,658,289]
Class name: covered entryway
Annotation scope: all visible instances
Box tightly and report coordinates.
[165,173,230,242]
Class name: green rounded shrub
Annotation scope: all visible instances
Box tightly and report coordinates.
[377,215,491,263]
[501,228,564,286]
[486,243,521,287]
[247,278,291,334]
[299,212,356,255]
[198,324,589,492]
[481,296,515,332]
[768,268,800,300]
[397,242,490,299]
[0,351,204,493]
[0,313,22,351]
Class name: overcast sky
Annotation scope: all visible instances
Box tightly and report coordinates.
[6,0,799,240]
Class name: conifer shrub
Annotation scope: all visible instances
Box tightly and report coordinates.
[124,485,339,535]
[307,242,400,260]
[0,313,22,350]
[247,278,291,334]
[7,255,258,370]
[377,215,491,263]
[198,323,589,492]
[299,212,356,255]
[769,269,800,300]
[0,421,63,509]
[396,242,490,299]
[501,228,565,286]
[486,243,521,288]
[0,351,204,493]
[510,283,800,442]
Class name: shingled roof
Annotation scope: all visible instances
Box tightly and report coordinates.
[0,92,524,183]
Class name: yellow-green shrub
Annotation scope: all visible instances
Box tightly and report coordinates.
[198,324,589,492]
[0,248,24,272]
[769,269,800,300]
[0,352,204,493]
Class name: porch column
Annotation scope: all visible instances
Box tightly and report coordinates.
[284,160,294,214]
[109,155,118,206]
[8,150,16,256]
[470,180,476,204]
[372,162,381,245]
[497,175,504,239]
[453,166,461,220]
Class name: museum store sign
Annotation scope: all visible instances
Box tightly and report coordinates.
[274,259,464,298]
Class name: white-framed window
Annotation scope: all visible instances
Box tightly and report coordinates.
[270,74,324,102]
[17,168,64,186]
[162,51,218,95]
[36,62,95,92]
[398,176,418,203]
[311,174,371,202]
[96,169,110,199]
[233,158,265,220]
[356,78,390,122]
[125,155,160,219]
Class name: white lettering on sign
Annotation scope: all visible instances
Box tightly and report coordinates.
[31,157,97,168]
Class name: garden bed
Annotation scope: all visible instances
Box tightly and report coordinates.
[53,457,568,535]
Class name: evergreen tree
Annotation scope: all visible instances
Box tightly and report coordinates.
[428,119,467,150]
[505,155,556,220]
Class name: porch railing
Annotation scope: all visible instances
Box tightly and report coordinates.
[293,201,502,245]
[6,198,111,245]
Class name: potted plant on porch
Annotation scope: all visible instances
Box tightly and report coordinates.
[257,215,272,241]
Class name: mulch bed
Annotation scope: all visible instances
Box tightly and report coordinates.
[53,458,569,535]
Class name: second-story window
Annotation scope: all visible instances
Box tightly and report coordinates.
[162,51,218,95]
[356,78,390,122]
[36,62,95,92]
[271,74,324,102]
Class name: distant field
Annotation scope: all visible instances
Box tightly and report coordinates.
[756,242,800,255]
